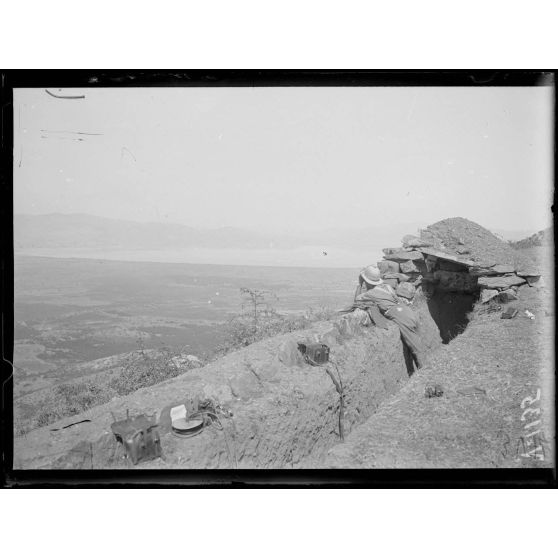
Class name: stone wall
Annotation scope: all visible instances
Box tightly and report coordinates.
[375,234,541,306]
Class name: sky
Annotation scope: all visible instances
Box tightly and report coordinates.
[14,85,554,234]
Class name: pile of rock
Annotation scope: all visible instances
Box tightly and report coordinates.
[377,241,427,302]
[377,222,541,305]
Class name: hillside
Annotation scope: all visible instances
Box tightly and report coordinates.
[321,269,553,468]
[510,227,553,249]
[12,217,553,472]
[419,217,536,270]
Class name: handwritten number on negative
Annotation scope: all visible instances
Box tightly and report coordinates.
[521,406,541,422]
[520,389,541,409]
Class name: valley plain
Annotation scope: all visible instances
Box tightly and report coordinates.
[14,255,357,400]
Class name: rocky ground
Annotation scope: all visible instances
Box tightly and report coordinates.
[318,248,554,469]
[418,217,536,269]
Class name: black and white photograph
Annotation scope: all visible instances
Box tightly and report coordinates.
[4,72,555,480]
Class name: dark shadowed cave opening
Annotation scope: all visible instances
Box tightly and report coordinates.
[426,290,477,344]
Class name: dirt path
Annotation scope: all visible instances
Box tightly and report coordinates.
[320,282,554,469]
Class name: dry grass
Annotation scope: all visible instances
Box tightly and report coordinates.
[215,304,337,355]
[21,341,197,433]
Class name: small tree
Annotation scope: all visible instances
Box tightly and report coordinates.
[216,288,336,354]
[240,287,278,338]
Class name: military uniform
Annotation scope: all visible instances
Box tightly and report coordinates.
[356,283,424,368]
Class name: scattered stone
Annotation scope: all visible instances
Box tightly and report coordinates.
[501,307,518,319]
[277,339,305,367]
[425,384,444,398]
[456,248,470,255]
[524,310,535,320]
[477,275,527,290]
[480,289,499,303]
[384,250,425,262]
[456,386,486,396]
[497,289,518,303]
[524,276,541,286]
[382,272,410,282]
[378,260,400,274]
[396,282,416,300]
[400,260,420,274]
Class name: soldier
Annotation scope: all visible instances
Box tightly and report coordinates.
[354,265,424,369]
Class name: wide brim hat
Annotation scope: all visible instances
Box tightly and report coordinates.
[360,265,383,285]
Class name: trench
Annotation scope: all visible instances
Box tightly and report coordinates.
[28,283,482,469]
[398,282,479,377]
[426,291,477,344]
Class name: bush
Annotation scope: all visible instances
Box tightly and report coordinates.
[109,343,187,396]
[34,380,116,429]
[23,335,201,432]
[25,296,334,431]
[216,287,337,354]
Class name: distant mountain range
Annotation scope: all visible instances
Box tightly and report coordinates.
[14,213,296,251]
[14,213,430,252]
[14,214,540,260]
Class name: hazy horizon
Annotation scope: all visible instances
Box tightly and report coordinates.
[12,210,543,237]
[14,211,543,268]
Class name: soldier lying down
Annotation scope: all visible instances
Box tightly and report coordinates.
[346,264,425,370]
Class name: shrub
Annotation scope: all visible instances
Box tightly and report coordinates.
[27,337,198,431]
[109,342,187,396]
[25,297,334,431]
[215,287,337,354]
[33,380,116,429]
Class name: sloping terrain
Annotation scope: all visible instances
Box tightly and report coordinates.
[12,218,553,470]
[13,302,442,469]
[510,227,553,250]
[419,217,535,269]
[321,256,554,468]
